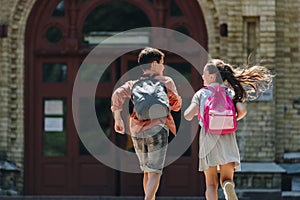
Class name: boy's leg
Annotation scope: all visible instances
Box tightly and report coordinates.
[131,134,148,194]
[144,172,161,200]
[143,171,150,195]
[144,125,168,200]
[204,166,218,200]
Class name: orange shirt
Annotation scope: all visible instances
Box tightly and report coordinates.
[111,72,182,135]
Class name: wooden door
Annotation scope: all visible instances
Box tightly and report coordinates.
[26,55,117,194]
[25,0,207,195]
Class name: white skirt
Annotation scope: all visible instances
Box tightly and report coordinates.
[198,128,241,172]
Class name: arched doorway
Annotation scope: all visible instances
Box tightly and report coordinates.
[25,0,207,196]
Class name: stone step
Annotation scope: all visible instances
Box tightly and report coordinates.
[0,195,285,200]
[1,191,299,200]
[0,197,205,200]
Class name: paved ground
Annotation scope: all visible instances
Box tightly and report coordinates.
[0,196,295,200]
[0,197,207,200]
[0,197,205,200]
[1,191,300,200]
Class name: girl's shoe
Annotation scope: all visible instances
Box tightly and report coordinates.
[223,181,238,200]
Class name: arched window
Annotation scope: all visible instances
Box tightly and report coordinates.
[82,1,151,46]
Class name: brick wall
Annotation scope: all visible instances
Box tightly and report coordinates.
[0,0,16,154]
[0,0,34,193]
[0,0,15,24]
[203,0,277,161]
[275,0,300,162]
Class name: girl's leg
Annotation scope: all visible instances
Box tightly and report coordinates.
[204,166,219,200]
[219,162,238,200]
[219,162,235,187]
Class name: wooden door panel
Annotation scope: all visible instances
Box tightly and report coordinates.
[77,163,116,194]
[161,163,195,195]
[41,163,68,187]
[120,172,144,196]
[36,162,70,195]
[71,60,117,195]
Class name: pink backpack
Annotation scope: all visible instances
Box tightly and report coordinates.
[198,84,237,134]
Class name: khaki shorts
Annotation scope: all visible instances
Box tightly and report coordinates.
[131,125,169,174]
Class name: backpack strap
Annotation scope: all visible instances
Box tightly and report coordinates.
[197,87,210,121]
[197,107,202,121]
[206,84,226,92]
[197,84,225,121]
[140,73,159,80]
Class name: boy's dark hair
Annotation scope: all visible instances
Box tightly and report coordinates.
[138,47,165,67]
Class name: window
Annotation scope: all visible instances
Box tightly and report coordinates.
[82,1,151,46]
[43,98,66,156]
[46,27,63,43]
[243,17,259,63]
[79,98,112,155]
[170,0,183,16]
[52,0,65,17]
[166,62,192,82]
[43,63,67,82]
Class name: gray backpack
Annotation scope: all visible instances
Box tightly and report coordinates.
[131,74,170,121]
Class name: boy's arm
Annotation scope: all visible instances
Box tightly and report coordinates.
[113,110,125,134]
[111,82,132,112]
[168,93,182,111]
[165,78,182,111]
[111,81,132,134]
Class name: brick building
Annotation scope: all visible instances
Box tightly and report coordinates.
[0,0,300,198]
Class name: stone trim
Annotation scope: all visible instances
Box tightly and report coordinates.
[197,0,220,57]
[6,0,37,192]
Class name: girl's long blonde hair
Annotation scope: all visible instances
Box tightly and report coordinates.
[206,59,274,102]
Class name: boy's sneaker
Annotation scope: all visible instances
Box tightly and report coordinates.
[223,181,238,200]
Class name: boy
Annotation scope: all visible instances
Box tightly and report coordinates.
[111,47,182,200]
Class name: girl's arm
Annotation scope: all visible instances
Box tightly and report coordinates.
[184,102,199,121]
[236,102,247,120]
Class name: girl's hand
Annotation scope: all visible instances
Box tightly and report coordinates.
[236,102,247,120]
[184,102,199,121]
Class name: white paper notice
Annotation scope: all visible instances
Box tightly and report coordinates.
[45,100,63,115]
[44,117,64,132]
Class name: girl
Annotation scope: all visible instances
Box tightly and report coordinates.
[184,59,273,200]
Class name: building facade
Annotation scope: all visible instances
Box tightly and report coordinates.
[0,0,300,197]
